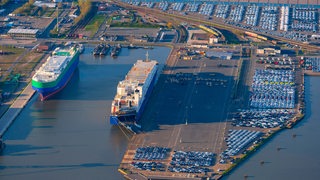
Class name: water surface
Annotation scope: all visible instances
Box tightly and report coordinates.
[0,46,170,180]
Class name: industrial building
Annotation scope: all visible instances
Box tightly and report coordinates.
[7,28,39,38]
[206,51,233,60]
[37,41,52,52]
[187,27,210,45]
[33,1,56,8]
[256,46,281,56]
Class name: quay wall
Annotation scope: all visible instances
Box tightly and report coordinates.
[304,70,320,76]
[0,83,35,137]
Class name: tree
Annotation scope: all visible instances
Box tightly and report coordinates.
[94,21,99,29]
[42,5,47,11]
[57,2,63,9]
[28,0,35,5]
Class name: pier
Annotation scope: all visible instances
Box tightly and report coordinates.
[0,83,35,137]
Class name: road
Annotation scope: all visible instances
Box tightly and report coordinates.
[112,0,320,51]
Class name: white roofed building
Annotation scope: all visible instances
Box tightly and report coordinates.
[8,28,39,38]
[34,1,56,8]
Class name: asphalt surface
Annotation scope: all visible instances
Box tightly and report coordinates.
[120,46,239,178]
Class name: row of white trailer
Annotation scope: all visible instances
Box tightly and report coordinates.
[280,6,290,31]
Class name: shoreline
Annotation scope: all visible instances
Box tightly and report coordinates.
[0,82,35,137]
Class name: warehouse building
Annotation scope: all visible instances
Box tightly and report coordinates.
[206,51,233,60]
[7,28,39,38]
[256,46,281,56]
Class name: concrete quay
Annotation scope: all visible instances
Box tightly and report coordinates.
[0,82,35,137]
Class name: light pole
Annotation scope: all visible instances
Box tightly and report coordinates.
[185,106,188,125]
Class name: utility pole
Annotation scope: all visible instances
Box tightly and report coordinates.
[56,5,59,34]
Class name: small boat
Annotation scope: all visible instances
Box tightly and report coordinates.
[93,44,104,56]
[142,46,154,49]
[110,44,122,57]
[100,44,110,56]
[127,44,139,49]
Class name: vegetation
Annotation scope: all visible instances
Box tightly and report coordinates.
[110,22,161,28]
[49,27,59,38]
[15,51,43,76]
[13,0,52,16]
[0,0,10,6]
[43,8,55,17]
[74,0,92,24]
[84,14,105,37]
[109,11,162,29]
[166,22,173,29]
[13,0,36,16]
[0,45,25,82]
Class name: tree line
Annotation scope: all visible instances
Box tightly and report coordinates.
[74,0,92,24]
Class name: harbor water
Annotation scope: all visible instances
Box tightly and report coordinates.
[224,76,320,180]
[0,46,170,180]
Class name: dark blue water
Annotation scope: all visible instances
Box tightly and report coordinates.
[0,46,170,180]
[224,76,320,180]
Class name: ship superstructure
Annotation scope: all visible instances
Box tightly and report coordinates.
[110,53,158,126]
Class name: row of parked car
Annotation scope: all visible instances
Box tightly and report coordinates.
[214,4,230,19]
[199,3,214,16]
[185,2,200,12]
[134,146,170,161]
[170,151,215,167]
[168,165,211,174]
[244,5,260,26]
[292,8,317,21]
[125,1,318,42]
[256,56,294,66]
[250,69,295,109]
[232,109,294,129]
[303,57,320,72]
[171,2,184,12]
[140,2,154,8]
[229,5,245,23]
[220,129,263,163]
[260,6,278,31]
[131,161,165,171]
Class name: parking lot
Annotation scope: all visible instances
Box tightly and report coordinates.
[133,146,170,161]
[219,129,263,162]
[123,1,320,43]
[231,109,295,128]
[303,57,320,72]
[119,46,239,177]
[250,69,295,109]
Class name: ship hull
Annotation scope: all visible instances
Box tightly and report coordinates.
[109,68,158,125]
[32,54,79,101]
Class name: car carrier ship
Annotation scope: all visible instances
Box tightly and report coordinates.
[32,42,80,101]
[110,52,158,130]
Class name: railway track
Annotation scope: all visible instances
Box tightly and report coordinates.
[67,4,97,38]
[112,0,320,51]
